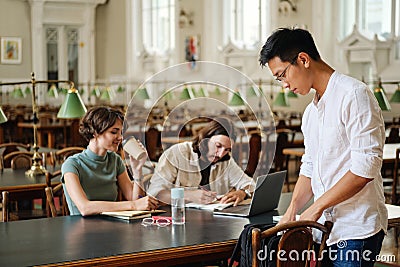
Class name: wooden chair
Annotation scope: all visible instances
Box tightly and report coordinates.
[0,142,31,169]
[384,148,400,205]
[1,190,48,222]
[7,151,34,169]
[2,191,9,222]
[49,146,85,167]
[45,170,69,217]
[252,220,333,267]
[145,127,162,161]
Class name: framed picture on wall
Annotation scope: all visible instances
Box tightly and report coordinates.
[1,37,22,64]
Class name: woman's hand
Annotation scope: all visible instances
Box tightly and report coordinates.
[220,189,246,206]
[133,196,159,211]
[129,140,148,175]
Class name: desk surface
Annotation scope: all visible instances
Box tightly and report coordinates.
[0,208,281,267]
[0,167,59,192]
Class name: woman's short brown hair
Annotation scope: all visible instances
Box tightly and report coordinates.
[192,117,237,154]
[79,106,124,141]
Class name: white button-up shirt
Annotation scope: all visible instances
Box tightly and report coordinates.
[147,141,255,198]
[300,71,388,246]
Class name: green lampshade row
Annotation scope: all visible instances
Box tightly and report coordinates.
[0,106,8,124]
[197,87,208,97]
[214,86,222,95]
[100,87,116,101]
[135,88,150,100]
[246,86,259,97]
[229,92,245,106]
[57,90,87,118]
[13,87,24,98]
[374,88,391,111]
[273,90,290,107]
[24,86,31,95]
[162,90,174,101]
[90,87,101,97]
[180,87,194,100]
[117,85,125,93]
[390,89,400,103]
[48,84,59,98]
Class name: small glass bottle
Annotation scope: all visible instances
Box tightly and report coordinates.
[171,188,185,225]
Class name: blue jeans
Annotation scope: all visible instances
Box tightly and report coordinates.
[321,230,385,267]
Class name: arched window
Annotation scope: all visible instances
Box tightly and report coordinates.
[339,0,400,59]
[142,0,175,54]
[225,0,270,49]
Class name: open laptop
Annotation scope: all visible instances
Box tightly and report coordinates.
[213,170,286,217]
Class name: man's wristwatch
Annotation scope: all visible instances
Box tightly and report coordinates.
[240,188,252,199]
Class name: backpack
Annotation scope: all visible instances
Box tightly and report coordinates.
[229,223,281,267]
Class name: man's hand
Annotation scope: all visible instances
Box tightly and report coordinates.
[186,189,217,204]
[220,189,246,206]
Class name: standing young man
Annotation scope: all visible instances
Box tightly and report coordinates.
[259,28,387,266]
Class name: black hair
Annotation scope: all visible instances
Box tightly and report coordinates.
[259,27,321,67]
[192,117,237,155]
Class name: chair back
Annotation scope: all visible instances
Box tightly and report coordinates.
[391,148,400,204]
[49,147,85,167]
[0,142,31,169]
[1,190,47,221]
[2,191,9,222]
[45,170,69,217]
[252,220,333,267]
[2,151,35,170]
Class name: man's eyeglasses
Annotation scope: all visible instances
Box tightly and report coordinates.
[275,55,298,83]
[141,216,171,227]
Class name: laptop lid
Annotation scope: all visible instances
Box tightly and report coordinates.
[213,170,286,217]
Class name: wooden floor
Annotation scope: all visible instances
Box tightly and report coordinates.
[284,158,400,266]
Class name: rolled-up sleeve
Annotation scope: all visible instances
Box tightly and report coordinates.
[344,87,385,179]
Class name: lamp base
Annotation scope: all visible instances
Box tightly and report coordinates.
[25,164,47,177]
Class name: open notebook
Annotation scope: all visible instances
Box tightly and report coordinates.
[101,210,165,221]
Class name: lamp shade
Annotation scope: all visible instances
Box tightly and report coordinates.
[273,89,289,107]
[162,90,174,101]
[117,85,125,93]
[287,90,298,98]
[48,84,59,98]
[12,87,24,98]
[229,91,245,106]
[390,86,400,103]
[179,87,194,100]
[90,86,101,97]
[214,86,221,95]
[0,106,8,124]
[197,87,208,97]
[100,87,116,101]
[24,86,31,95]
[246,86,259,97]
[374,88,391,111]
[135,87,150,100]
[57,88,87,118]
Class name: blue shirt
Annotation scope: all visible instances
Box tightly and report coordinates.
[61,147,126,215]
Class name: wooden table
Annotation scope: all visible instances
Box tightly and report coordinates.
[0,208,278,266]
[17,122,70,148]
[0,192,398,266]
[0,167,60,203]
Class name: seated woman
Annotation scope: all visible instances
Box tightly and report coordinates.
[62,106,158,216]
[147,117,255,206]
